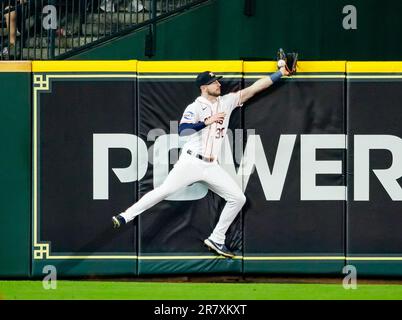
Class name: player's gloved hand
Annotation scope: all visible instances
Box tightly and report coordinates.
[205,112,226,126]
[277,48,298,76]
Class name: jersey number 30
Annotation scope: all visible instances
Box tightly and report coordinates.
[215,128,225,139]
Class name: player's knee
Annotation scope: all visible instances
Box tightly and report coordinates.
[157,184,174,198]
[232,193,246,207]
[239,193,247,206]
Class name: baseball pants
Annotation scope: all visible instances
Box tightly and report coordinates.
[120,151,246,244]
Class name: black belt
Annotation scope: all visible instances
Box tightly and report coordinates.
[187,150,214,163]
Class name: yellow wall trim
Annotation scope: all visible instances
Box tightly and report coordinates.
[244,61,346,73]
[0,61,32,72]
[32,60,138,72]
[347,62,402,73]
[138,60,243,73]
[7,61,402,74]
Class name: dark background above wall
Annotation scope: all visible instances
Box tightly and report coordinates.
[71,0,402,61]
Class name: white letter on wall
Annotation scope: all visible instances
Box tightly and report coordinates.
[301,134,346,201]
[93,134,148,200]
[354,135,402,201]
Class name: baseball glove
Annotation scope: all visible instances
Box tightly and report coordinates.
[277,48,298,75]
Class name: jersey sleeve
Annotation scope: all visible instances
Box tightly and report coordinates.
[179,103,199,124]
[221,91,244,113]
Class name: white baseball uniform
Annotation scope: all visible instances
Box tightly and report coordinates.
[121,91,246,244]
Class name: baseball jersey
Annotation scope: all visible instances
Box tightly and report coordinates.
[179,91,243,159]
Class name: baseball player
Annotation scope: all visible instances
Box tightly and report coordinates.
[112,65,290,258]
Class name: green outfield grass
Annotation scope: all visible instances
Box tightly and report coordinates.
[1,281,402,300]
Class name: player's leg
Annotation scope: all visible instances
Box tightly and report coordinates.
[202,164,246,256]
[117,157,201,224]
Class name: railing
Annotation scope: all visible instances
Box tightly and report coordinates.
[0,0,207,60]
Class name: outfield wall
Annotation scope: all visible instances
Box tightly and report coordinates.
[2,60,402,278]
[0,62,31,278]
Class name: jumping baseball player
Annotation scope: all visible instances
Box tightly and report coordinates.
[112,62,291,258]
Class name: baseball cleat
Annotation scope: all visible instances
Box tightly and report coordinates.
[112,215,126,229]
[204,238,235,258]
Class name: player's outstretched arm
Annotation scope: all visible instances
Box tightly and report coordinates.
[239,67,289,105]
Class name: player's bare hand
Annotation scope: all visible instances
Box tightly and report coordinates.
[280,66,290,76]
[205,112,226,126]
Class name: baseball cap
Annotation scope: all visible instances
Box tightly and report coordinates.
[195,71,223,87]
